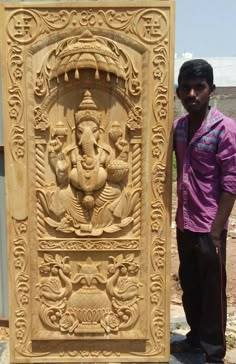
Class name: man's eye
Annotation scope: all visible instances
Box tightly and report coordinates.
[195,85,204,91]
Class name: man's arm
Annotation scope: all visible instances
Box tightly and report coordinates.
[211,191,236,246]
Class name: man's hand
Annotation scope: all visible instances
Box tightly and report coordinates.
[210,224,222,247]
[211,191,236,247]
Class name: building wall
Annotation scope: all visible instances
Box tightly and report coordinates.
[213,87,236,120]
[174,87,236,121]
[175,57,236,87]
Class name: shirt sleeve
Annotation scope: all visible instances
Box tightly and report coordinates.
[173,119,178,151]
[216,120,236,194]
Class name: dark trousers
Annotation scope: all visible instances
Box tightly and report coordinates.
[177,229,227,363]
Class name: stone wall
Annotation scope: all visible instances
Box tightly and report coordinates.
[174,87,236,120]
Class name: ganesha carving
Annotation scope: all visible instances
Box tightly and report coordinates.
[38,90,140,236]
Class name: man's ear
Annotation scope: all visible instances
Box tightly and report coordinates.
[210,84,216,97]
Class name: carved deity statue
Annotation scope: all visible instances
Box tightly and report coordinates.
[38,90,140,236]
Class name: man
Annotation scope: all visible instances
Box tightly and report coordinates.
[172,59,236,364]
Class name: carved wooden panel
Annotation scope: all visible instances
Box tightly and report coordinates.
[1,1,175,363]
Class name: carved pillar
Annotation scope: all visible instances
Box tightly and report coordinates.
[1,2,175,363]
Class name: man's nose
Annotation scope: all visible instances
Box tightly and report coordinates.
[189,88,196,97]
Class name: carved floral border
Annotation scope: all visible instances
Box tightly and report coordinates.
[5,5,172,361]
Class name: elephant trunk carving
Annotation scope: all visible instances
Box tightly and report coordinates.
[69,124,108,201]
[78,126,98,160]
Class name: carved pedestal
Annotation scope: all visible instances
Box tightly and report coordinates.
[1,1,175,363]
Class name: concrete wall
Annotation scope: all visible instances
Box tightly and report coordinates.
[174,87,236,121]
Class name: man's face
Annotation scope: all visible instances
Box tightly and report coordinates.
[177,78,215,114]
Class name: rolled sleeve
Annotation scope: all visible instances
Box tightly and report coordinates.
[217,126,236,195]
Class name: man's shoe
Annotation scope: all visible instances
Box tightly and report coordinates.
[170,338,202,353]
[205,355,225,363]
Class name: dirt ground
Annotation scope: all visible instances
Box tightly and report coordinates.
[171,183,236,306]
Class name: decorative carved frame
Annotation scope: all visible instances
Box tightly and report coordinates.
[1,1,175,363]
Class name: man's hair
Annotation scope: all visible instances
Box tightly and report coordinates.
[178,59,214,87]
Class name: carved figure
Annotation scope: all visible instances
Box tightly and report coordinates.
[38,90,140,236]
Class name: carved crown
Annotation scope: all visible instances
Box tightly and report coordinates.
[74,90,101,126]
[50,30,126,82]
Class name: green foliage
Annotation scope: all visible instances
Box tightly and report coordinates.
[175,323,181,330]
[226,334,236,349]
[172,152,177,182]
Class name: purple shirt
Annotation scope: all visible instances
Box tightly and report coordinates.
[174,107,236,232]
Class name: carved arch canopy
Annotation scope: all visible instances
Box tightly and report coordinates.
[1,2,174,363]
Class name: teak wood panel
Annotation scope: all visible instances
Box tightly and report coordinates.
[0,1,175,363]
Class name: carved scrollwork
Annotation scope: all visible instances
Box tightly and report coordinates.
[126,105,142,131]
[152,162,166,197]
[151,237,166,274]
[38,10,77,33]
[97,9,167,44]
[8,43,23,83]
[7,42,25,163]
[34,106,49,131]
[12,218,49,358]
[58,343,120,358]
[8,85,25,161]
[132,237,166,357]
[36,253,142,335]
[151,39,168,231]
[12,218,30,354]
[151,40,168,231]
[9,124,25,161]
[149,306,165,355]
[145,34,169,356]
[153,44,168,82]
[151,199,165,234]
[39,239,139,250]
[153,84,168,124]
[152,125,167,161]
[7,8,167,46]
[149,237,166,354]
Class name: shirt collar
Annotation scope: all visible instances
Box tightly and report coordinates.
[185,107,224,145]
[205,107,224,130]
